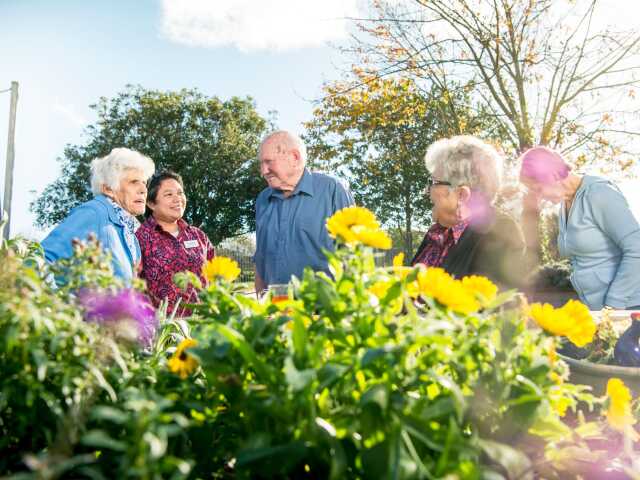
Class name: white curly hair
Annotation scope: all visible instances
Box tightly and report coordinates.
[90,147,155,196]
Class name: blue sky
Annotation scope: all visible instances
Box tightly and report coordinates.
[0,0,357,239]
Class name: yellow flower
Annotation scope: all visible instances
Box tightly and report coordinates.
[528,301,596,347]
[369,281,391,299]
[606,378,637,433]
[559,299,597,348]
[202,256,241,283]
[326,206,392,250]
[326,206,379,237]
[353,227,392,249]
[461,275,498,304]
[529,303,570,336]
[417,267,479,315]
[547,341,558,366]
[392,252,411,280]
[168,338,199,379]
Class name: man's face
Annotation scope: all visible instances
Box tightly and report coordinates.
[259,139,301,192]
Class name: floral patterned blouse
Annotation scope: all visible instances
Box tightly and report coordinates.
[412,220,469,267]
[136,216,215,316]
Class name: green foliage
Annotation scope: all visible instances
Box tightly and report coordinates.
[31,85,271,243]
[304,75,505,258]
[0,236,128,473]
[176,244,613,478]
[3,224,639,478]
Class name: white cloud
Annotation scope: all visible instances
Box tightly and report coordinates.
[160,0,360,52]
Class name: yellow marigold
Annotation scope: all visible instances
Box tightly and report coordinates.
[392,252,411,280]
[202,256,241,283]
[559,299,596,347]
[168,338,199,379]
[461,275,498,304]
[606,378,637,433]
[326,206,392,250]
[326,206,379,238]
[529,301,595,347]
[353,227,392,250]
[417,267,479,315]
[369,281,391,300]
[528,303,572,336]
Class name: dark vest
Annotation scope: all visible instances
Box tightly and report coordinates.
[411,210,527,289]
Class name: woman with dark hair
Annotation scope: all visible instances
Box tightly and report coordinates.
[136,171,215,315]
[519,147,640,310]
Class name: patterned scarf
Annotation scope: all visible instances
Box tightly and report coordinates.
[106,197,140,264]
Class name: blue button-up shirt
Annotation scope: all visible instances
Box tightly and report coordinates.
[254,169,355,286]
[559,175,640,309]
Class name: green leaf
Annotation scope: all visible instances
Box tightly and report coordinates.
[211,323,273,382]
[235,441,308,474]
[90,406,128,425]
[317,363,350,391]
[292,316,307,361]
[81,430,127,452]
[361,346,396,368]
[284,356,315,391]
[361,384,389,412]
[477,438,533,480]
[315,418,347,480]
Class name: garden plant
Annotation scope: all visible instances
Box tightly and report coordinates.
[1,208,639,479]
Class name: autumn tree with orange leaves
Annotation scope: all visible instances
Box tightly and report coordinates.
[305,72,505,257]
[344,0,640,259]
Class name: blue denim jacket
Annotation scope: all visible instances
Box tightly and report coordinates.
[558,175,640,309]
[41,195,140,282]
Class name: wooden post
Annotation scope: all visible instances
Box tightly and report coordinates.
[3,81,18,240]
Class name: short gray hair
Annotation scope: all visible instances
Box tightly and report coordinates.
[258,130,307,166]
[424,135,503,201]
[90,147,155,196]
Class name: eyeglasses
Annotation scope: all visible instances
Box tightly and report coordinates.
[427,178,452,189]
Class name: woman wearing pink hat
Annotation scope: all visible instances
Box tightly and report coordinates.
[519,147,640,310]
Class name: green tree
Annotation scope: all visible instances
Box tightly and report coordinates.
[32,85,271,244]
[305,73,504,258]
[347,0,640,261]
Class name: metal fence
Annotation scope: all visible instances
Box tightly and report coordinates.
[217,247,405,284]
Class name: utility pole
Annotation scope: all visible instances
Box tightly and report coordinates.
[2,81,18,240]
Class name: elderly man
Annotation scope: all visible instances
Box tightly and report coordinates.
[254,130,354,292]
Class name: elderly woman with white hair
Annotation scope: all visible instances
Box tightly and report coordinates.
[42,147,155,282]
[411,136,526,288]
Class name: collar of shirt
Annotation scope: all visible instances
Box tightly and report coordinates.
[268,168,314,200]
[145,215,189,236]
[427,219,469,245]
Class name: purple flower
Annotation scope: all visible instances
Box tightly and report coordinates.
[78,289,158,348]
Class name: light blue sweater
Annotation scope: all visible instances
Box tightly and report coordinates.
[41,195,140,282]
[558,175,640,310]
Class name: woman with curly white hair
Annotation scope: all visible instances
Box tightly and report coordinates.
[42,147,155,282]
[411,136,526,288]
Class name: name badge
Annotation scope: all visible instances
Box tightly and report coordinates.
[183,240,199,249]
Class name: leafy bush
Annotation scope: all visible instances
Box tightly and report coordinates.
[2,208,639,479]
[0,237,129,473]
